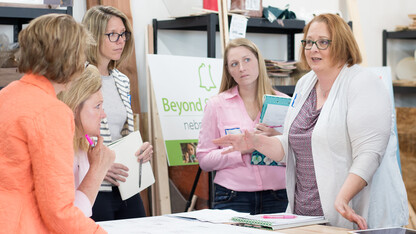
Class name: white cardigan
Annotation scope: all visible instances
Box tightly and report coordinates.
[277,64,408,229]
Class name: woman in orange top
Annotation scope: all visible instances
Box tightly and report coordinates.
[0,14,106,233]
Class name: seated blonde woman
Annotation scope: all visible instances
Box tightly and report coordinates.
[58,65,115,217]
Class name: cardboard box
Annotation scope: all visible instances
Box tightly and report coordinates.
[230,0,263,17]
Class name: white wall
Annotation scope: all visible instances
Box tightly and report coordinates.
[1,0,415,110]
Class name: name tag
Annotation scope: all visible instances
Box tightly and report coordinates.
[225,127,242,135]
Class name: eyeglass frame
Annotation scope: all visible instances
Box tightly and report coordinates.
[104,31,131,42]
[301,39,332,50]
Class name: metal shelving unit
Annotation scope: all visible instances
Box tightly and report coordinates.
[0,5,72,42]
[382,30,416,66]
[153,13,305,60]
[382,30,416,93]
[274,85,416,97]
[0,5,72,89]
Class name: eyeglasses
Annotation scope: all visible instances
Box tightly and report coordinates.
[104,31,131,42]
[301,39,332,50]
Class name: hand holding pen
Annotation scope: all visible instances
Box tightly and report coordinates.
[135,142,153,163]
[135,142,153,188]
[85,135,115,177]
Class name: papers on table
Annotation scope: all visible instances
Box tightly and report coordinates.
[98,215,277,234]
[168,209,248,224]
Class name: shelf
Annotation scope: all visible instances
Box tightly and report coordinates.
[393,85,416,94]
[0,6,72,21]
[383,30,416,40]
[274,85,295,96]
[274,85,416,96]
[155,14,305,34]
[153,14,305,59]
[382,30,416,66]
[0,5,72,42]
[0,4,72,90]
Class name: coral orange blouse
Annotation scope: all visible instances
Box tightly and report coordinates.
[0,74,105,233]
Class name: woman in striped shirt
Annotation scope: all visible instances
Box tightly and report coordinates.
[82,5,153,221]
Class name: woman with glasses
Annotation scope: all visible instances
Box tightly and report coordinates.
[212,13,408,229]
[82,6,153,221]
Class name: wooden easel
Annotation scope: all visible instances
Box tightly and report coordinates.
[145,24,172,215]
[217,0,229,55]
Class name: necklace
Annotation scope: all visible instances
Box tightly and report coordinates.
[317,82,331,98]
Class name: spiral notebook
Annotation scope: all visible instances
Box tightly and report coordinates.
[231,213,328,230]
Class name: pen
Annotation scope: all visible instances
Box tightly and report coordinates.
[139,157,143,188]
[85,134,94,147]
[268,125,282,129]
[262,215,297,219]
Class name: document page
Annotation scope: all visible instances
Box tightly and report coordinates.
[108,131,155,200]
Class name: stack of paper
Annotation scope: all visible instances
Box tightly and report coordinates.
[265,59,298,86]
[168,209,248,224]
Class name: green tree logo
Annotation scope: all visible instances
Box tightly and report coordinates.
[198,63,216,91]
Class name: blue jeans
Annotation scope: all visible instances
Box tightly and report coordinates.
[213,184,288,215]
[91,187,146,221]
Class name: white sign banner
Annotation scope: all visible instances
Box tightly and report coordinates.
[147,54,223,166]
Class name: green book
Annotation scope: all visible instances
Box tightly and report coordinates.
[251,95,291,166]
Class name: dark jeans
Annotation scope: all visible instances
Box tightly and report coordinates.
[213,184,288,215]
[91,187,146,221]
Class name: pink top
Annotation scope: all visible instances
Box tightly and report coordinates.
[74,150,92,217]
[197,86,286,192]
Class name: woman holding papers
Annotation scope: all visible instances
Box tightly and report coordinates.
[0,14,106,233]
[212,14,408,229]
[82,6,153,221]
[197,38,289,215]
[58,65,115,217]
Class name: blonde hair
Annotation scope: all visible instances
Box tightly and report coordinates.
[18,14,92,84]
[219,38,274,109]
[299,13,362,70]
[82,5,134,70]
[58,65,102,151]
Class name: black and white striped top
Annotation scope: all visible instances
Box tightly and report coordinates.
[99,68,135,192]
